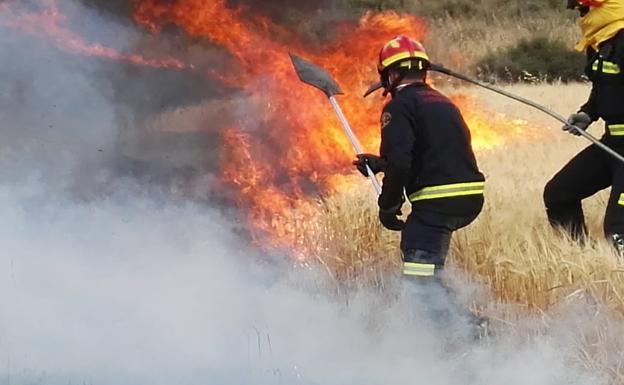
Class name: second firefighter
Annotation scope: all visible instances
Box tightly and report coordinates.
[544,0,624,252]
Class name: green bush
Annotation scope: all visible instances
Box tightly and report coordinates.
[476,37,586,83]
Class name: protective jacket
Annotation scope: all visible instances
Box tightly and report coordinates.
[581,29,624,133]
[378,83,485,215]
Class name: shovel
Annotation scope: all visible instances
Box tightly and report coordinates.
[290,53,382,195]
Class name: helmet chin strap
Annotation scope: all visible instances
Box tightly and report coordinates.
[382,72,427,98]
[382,60,422,97]
[382,71,407,97]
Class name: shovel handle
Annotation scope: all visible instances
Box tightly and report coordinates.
[328,96,382,195]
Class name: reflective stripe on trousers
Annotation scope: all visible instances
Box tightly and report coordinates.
[403,262,436,277]
[608,124,624,137]
[619,193,624,207]
[593,60,621,75]
[408,181,485,202]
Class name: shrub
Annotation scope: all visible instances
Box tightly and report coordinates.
[476,37,586,83]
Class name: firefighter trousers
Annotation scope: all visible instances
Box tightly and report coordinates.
[400,196,484,267]
[399,197,486,337]
[544,140,624,239]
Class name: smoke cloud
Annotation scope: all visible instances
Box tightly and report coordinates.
[0,182,608,385]
[0,1,611,384]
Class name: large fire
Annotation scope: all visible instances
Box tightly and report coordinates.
[2,0,534,254]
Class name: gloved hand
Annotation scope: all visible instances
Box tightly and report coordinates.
[378,205,405,231]
[563,112,592,136]
[352,154,386,177]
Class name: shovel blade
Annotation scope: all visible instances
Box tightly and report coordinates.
[290,53,343,98]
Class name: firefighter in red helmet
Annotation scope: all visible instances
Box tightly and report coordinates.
[544,0,624,253]
[353,36,486,329]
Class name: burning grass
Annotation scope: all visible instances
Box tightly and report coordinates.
[21,0,612,321]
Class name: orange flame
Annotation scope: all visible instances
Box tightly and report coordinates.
[3,0,535,253]
[133,1,423,247]
[134,0,536,251]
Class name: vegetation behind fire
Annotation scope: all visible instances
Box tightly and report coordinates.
[335,0,583,82]
[344,0,585,81]
[80,0,584,82]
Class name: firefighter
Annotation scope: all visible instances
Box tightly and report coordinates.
[544,0,624,253]
[353,36,485,323]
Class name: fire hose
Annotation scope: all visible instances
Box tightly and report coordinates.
[431,64,624,165]
[364,64,624,166]
[291,52,624,195]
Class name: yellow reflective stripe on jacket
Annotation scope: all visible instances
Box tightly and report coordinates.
[619,193,624,207]
[408,181,485,202]
[608,124,624,136]
[592,60,621,74]
[403,262,435,277]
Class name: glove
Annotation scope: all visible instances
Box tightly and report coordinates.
[378,205,405,231]
[563,112,592,136]
[352,154,386,177]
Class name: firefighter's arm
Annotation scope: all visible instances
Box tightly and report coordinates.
[378,102,414,211]
[579,87,598,122]
[579,49,599,121]
[612,30,624,69]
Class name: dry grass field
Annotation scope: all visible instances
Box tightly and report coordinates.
[293,82,624,379]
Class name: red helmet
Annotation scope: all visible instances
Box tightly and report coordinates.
[377,35,430,74]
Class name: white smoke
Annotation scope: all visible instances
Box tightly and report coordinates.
[0,1,611,384]
[0,180,609,385]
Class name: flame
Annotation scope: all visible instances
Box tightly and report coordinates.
[2,0,536,253]
[133,0,536,252]
[452,94,531,150]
